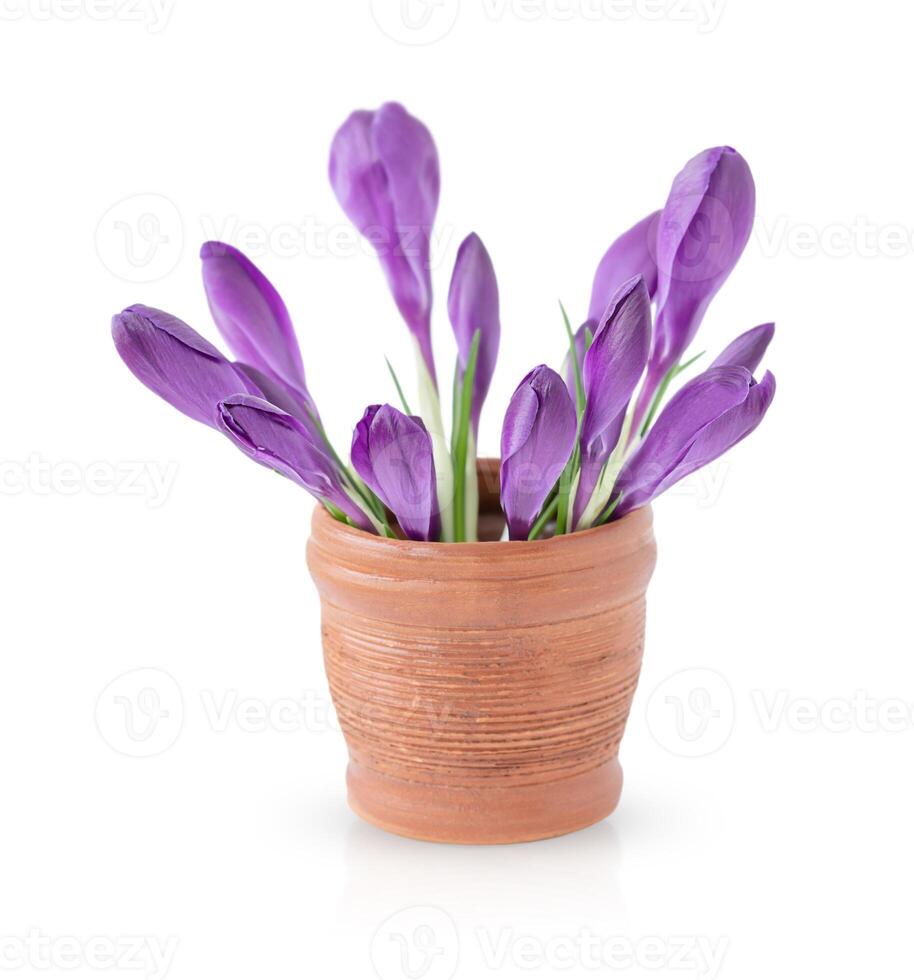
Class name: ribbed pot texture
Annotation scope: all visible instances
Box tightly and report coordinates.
[306,459,656,844]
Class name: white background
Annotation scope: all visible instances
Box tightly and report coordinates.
[1,1,912,978]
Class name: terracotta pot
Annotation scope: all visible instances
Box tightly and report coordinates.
[306,458,656,844]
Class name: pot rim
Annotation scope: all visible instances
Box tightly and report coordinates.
[312,457,654,560]
[311,497,652,556]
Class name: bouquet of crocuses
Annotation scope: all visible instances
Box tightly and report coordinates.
[112,102,775,543]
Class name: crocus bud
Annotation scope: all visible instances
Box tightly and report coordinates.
[500,365,577,540]
[447,232,500,435]
[666,371,776,487]
[112,304,257,427]
[329,102,440,382]
[616,366,774,516]
[587,210,660,324]
[710,322,775,374]
[217,395,372,531]
[632,147,755,431]
[232,361,318,433]
[200,242,312,411]
[574,275,652,524]
[351,404,439,541]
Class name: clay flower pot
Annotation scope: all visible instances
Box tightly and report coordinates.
[306,459,656,844]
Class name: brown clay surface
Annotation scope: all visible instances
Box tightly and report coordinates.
[306,459,657,844]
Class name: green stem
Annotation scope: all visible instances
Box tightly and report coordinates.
[527,496,559,540]
[305,409,384,523]
[385,357,413,416]
[560,300,586,419]
[594,492,623,526]
[341,486,394,537]
[464,429,479,542]
[322,500,350,525]
[555,405,585,535]
[555,441,581,536]
[451,330,481,543]
[414,342,453,542]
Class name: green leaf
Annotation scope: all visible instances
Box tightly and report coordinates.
[451,330,481,543]
[385,357,413,416]
[464,428,479,542]
[449,359,460,456]
[555,436,582,536]
[560,300,586,418]
[323,500,349,524]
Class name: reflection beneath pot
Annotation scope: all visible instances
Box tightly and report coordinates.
[331,816,628,974]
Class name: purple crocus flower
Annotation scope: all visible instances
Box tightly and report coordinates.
[710,322,775,374]
[329,102,440,382]
[351,404,439,541]
[564,212,659,397]
[200,243,323,431]
[615,365,775,516]
[587,210,660,324]
[231,361,318,433]
[633,147,755,429]
[500,365,577,540]
[112,304,258,427]
[447,232,500,435]
[574,276,652,524]
[217,394,372,531]
[200,241,311,400]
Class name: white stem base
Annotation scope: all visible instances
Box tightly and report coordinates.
[414,341,455,542]
[576,411,634,530]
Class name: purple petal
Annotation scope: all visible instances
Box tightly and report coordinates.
[233,362,321,434]
[200,242,309,402]
[631,147,755,433]
[581,276,652,454]
[500,365,577,540]
[574,276,651,523]
[351,404,438,541]
[616,365,753,514]
[217,394,372,530]
[447,232,500,435]
[112,304,258,427]
[350,405,382,489]
[651,147,756,374]
[328,110,389,234]
[652,370,776,499]
[710,322,775,374]
[329,102,440,381]
[587,210,660,323]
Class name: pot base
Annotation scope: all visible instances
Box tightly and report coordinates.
[345,759,623,845]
